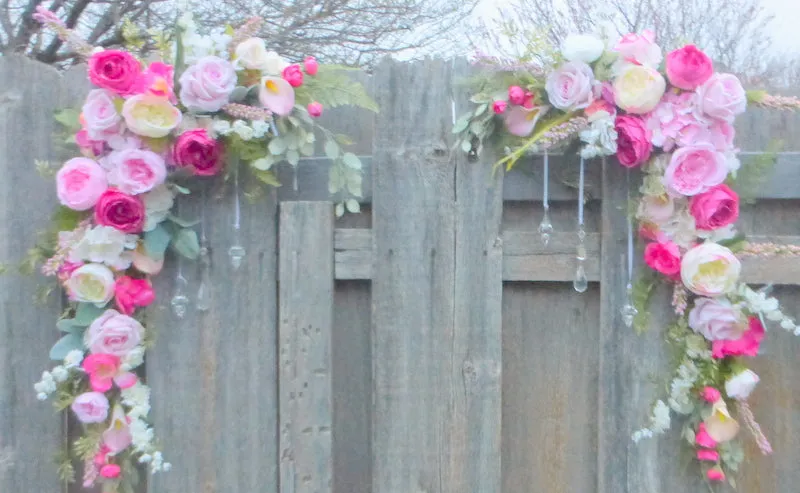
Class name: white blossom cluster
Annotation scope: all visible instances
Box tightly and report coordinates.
[34,350,84,400]
[211,119,272,141]
[738,284,799,335]
[177,12,231,64]
[631,400,671,443]
[123,383,171,473]
[668,360,700,415]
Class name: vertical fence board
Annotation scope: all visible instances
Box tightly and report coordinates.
[371,58,457,493]
[279,201,334,493]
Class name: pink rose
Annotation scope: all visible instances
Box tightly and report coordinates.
[172,129,224,176]
[100,464,122,479]
[107,149,167,195]
[614,115,652,167]
[508,86,525,105]
[701,387,722,403]
[711,317,765,359]
[707,467,725,482]
[86,308,144,356]
[695,423,718,449]
[689,297,746,341]
[71,392,110,423]
[613,30,663,67]
[492,100,507,114]
[114,276,155,315]
[665,45,713,90]
[94,189,146,233]
[303,56,319,75]
[697,449,720,462]
[56,157,109,211]
[82,89,122,141]
[643,241,681,277]
[282,64,304,87]
[132,62,176,102]
[179,56,237,112]
[88,50,142,95]
[695,73,746,123]
[689,184,739,230]
[545,61,594,110]
[307,102,323,118]
[664,144,729,196]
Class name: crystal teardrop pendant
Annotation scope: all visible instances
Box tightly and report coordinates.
[228,245,246,270]
[538,209,553,246]
[621,303,638,328]
[573,263,588,293]
[171,272,189,319]
[196,245,212,311]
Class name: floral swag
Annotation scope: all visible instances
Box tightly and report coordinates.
[28,4,375,491]
[455,30,800,485]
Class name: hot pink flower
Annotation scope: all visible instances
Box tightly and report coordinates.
[71,391,110,424]
[303,56,319,75]
[615,115,652,167]
[82,353,138,392]
[665,45,713,90]
[689,184,739,231]
[172,129,223,176]
[307,102,323,118]
[115,276,155,315]
[282,64,304,87]
[644,241,681,277]
[712,317,765,359]
[701,387,722,403]
[695,423,718,449]
[493,100,507,114]
[697,449,720,462]
[88,50,142,96]
[94,189,146,233]
[100,464,122,479]
[707,467,725,482]
[132,62,176,103]
[664,144,729,196]
[56,157,109,211]
[508,86,525,105]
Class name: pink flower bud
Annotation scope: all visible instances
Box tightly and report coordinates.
[696,449,719,462]
[523,91,535,109]
[706,466,725,482]
[492,100,507,114]
[695,423,718,449]
[508,85,525,105]
[701,386,722,403]
[100,464,121,479]
[304,56,319,76]
[307,102,323,118]
[282,64,304,87]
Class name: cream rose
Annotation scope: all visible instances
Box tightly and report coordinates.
[681,243,741,296]
[122,95,182,138]
[613,64,666,114]
[66,263,115,305]
[234,38,288,74]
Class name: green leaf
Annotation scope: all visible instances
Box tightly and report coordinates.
[56,318,81,333]
[52,206,84,232]
[452,116,470,134]
[50,333,84,360]
[253,169,282,187]
[167,214,200,228]
[172,228,200,260]
[286,149,300,166]
[54,108,80,130]
[251,155,276,171]
[345,199,360,213]
[74,303,105,326]
[342,152,361,170]
[328,166,343,194]
[474,103,488,117]
[268,137,287,155]
[334,202,345,218]
[717,234,747,252]
[292,65,378,112]
[144,224,171,261]
[324,140,340,159]
[229,86,249,103]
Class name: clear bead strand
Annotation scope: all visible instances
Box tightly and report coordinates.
[573,156,588,293]
[537,150,553,246]
[170,196,190,318]
[620,168,638,327]
[196,186,212,311]
[228,158,246,270]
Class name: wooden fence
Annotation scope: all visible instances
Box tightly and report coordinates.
[1,54,800,493]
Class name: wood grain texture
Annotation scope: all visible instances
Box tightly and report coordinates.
[370,58,458,493]
[147,184,279,493]
[279,202,334,493]
[334,229,372,280]
[0,56,86,493]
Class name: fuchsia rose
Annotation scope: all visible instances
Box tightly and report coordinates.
[282,64,304,87]
[707,468,726,482]
[689,297,746,341]
[100,464,122,479]
[712,317,765,359]
[614,115,652,167]
[114,276,155,315]
[613,30,663,67]
[107,149,167,195]
[179,56,237,112]
[701,387,722,403]
[492,100,507,114]
[508,86,525,105]
[545,61,595,110]
[697,449,720,462]
[303,56,319,75]
[695,73,747,123]
[56,157,109,210]
[132,62,176,102]
[86,308,144,356]
[71,392,110,423]
[665,45,714,90]
[83,353,138,392]
[689,184,739,230]
[88,50,142,95]
[664,144,729,196]
[94,189,146,233]
[307,102,323,118]
[172,129,223,176]
[82,89,122,141]
[643,241,681,277]
[695,423,718,449]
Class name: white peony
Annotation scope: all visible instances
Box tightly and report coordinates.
[681,243,741,296]
[69,225,137,270]
[562,34,605,63]
[142,184,175,232]
[725,369,759,400]
[234,38,288,74]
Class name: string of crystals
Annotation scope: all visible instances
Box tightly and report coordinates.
[196,186,212,311]
[537,150,553,245]
[170,196,190,318]
[573,156,588,293]
[227,158,246,270]
[620,168,638,327]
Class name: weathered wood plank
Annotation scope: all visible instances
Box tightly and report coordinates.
[334,229,372,280]
[370,58,458,493]
[148,184,279,493]
[279,201,334,493]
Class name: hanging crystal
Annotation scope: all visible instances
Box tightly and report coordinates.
[620,168,638,327]
[228,157,246,270]
[169,195,190,318]
[537,150,553,246]
[196,187,212,311]
[573,156,588,293]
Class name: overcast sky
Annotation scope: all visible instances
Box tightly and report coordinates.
[473,0,800,53]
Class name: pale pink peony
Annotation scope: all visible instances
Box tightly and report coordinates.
[664,144,729,196]
[56,158,109,211]
[695,73,747,123]
[86,309,144,357]
[106,148,167,195]
[71,392,110,423]
[689,297,746,341]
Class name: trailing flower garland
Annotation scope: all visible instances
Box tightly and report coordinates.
[456,30,800,484]
[29,5,375,491]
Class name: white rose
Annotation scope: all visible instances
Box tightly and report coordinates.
[69,225,137,270]
[688,297,746,341]
[562,34,605,63]
[142,184,175,232]
[66,263,115,305]
[681,243,741,296]
[725,369,759,400]
[613,64,666,114]
[262,51,289,75]
[234,38,287,74]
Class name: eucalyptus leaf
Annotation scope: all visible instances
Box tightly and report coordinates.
[56,318,81,334]
[474,103,488,117]
[50,333,84,360]
[345,199,361,213]
[286,149,300,166]
[328,166,343,194]
[172,228,200,260]
[452,116,470,134]
[335,203,345,218]
[342,152,361,170]
[268,137,287,155]
[167,214,200,228]
[253,169,281,187]
[229,86,249,103]
[324,140,340,159]
[144,224,171,261]
[470,93,489,104]
[74,303,105,326]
